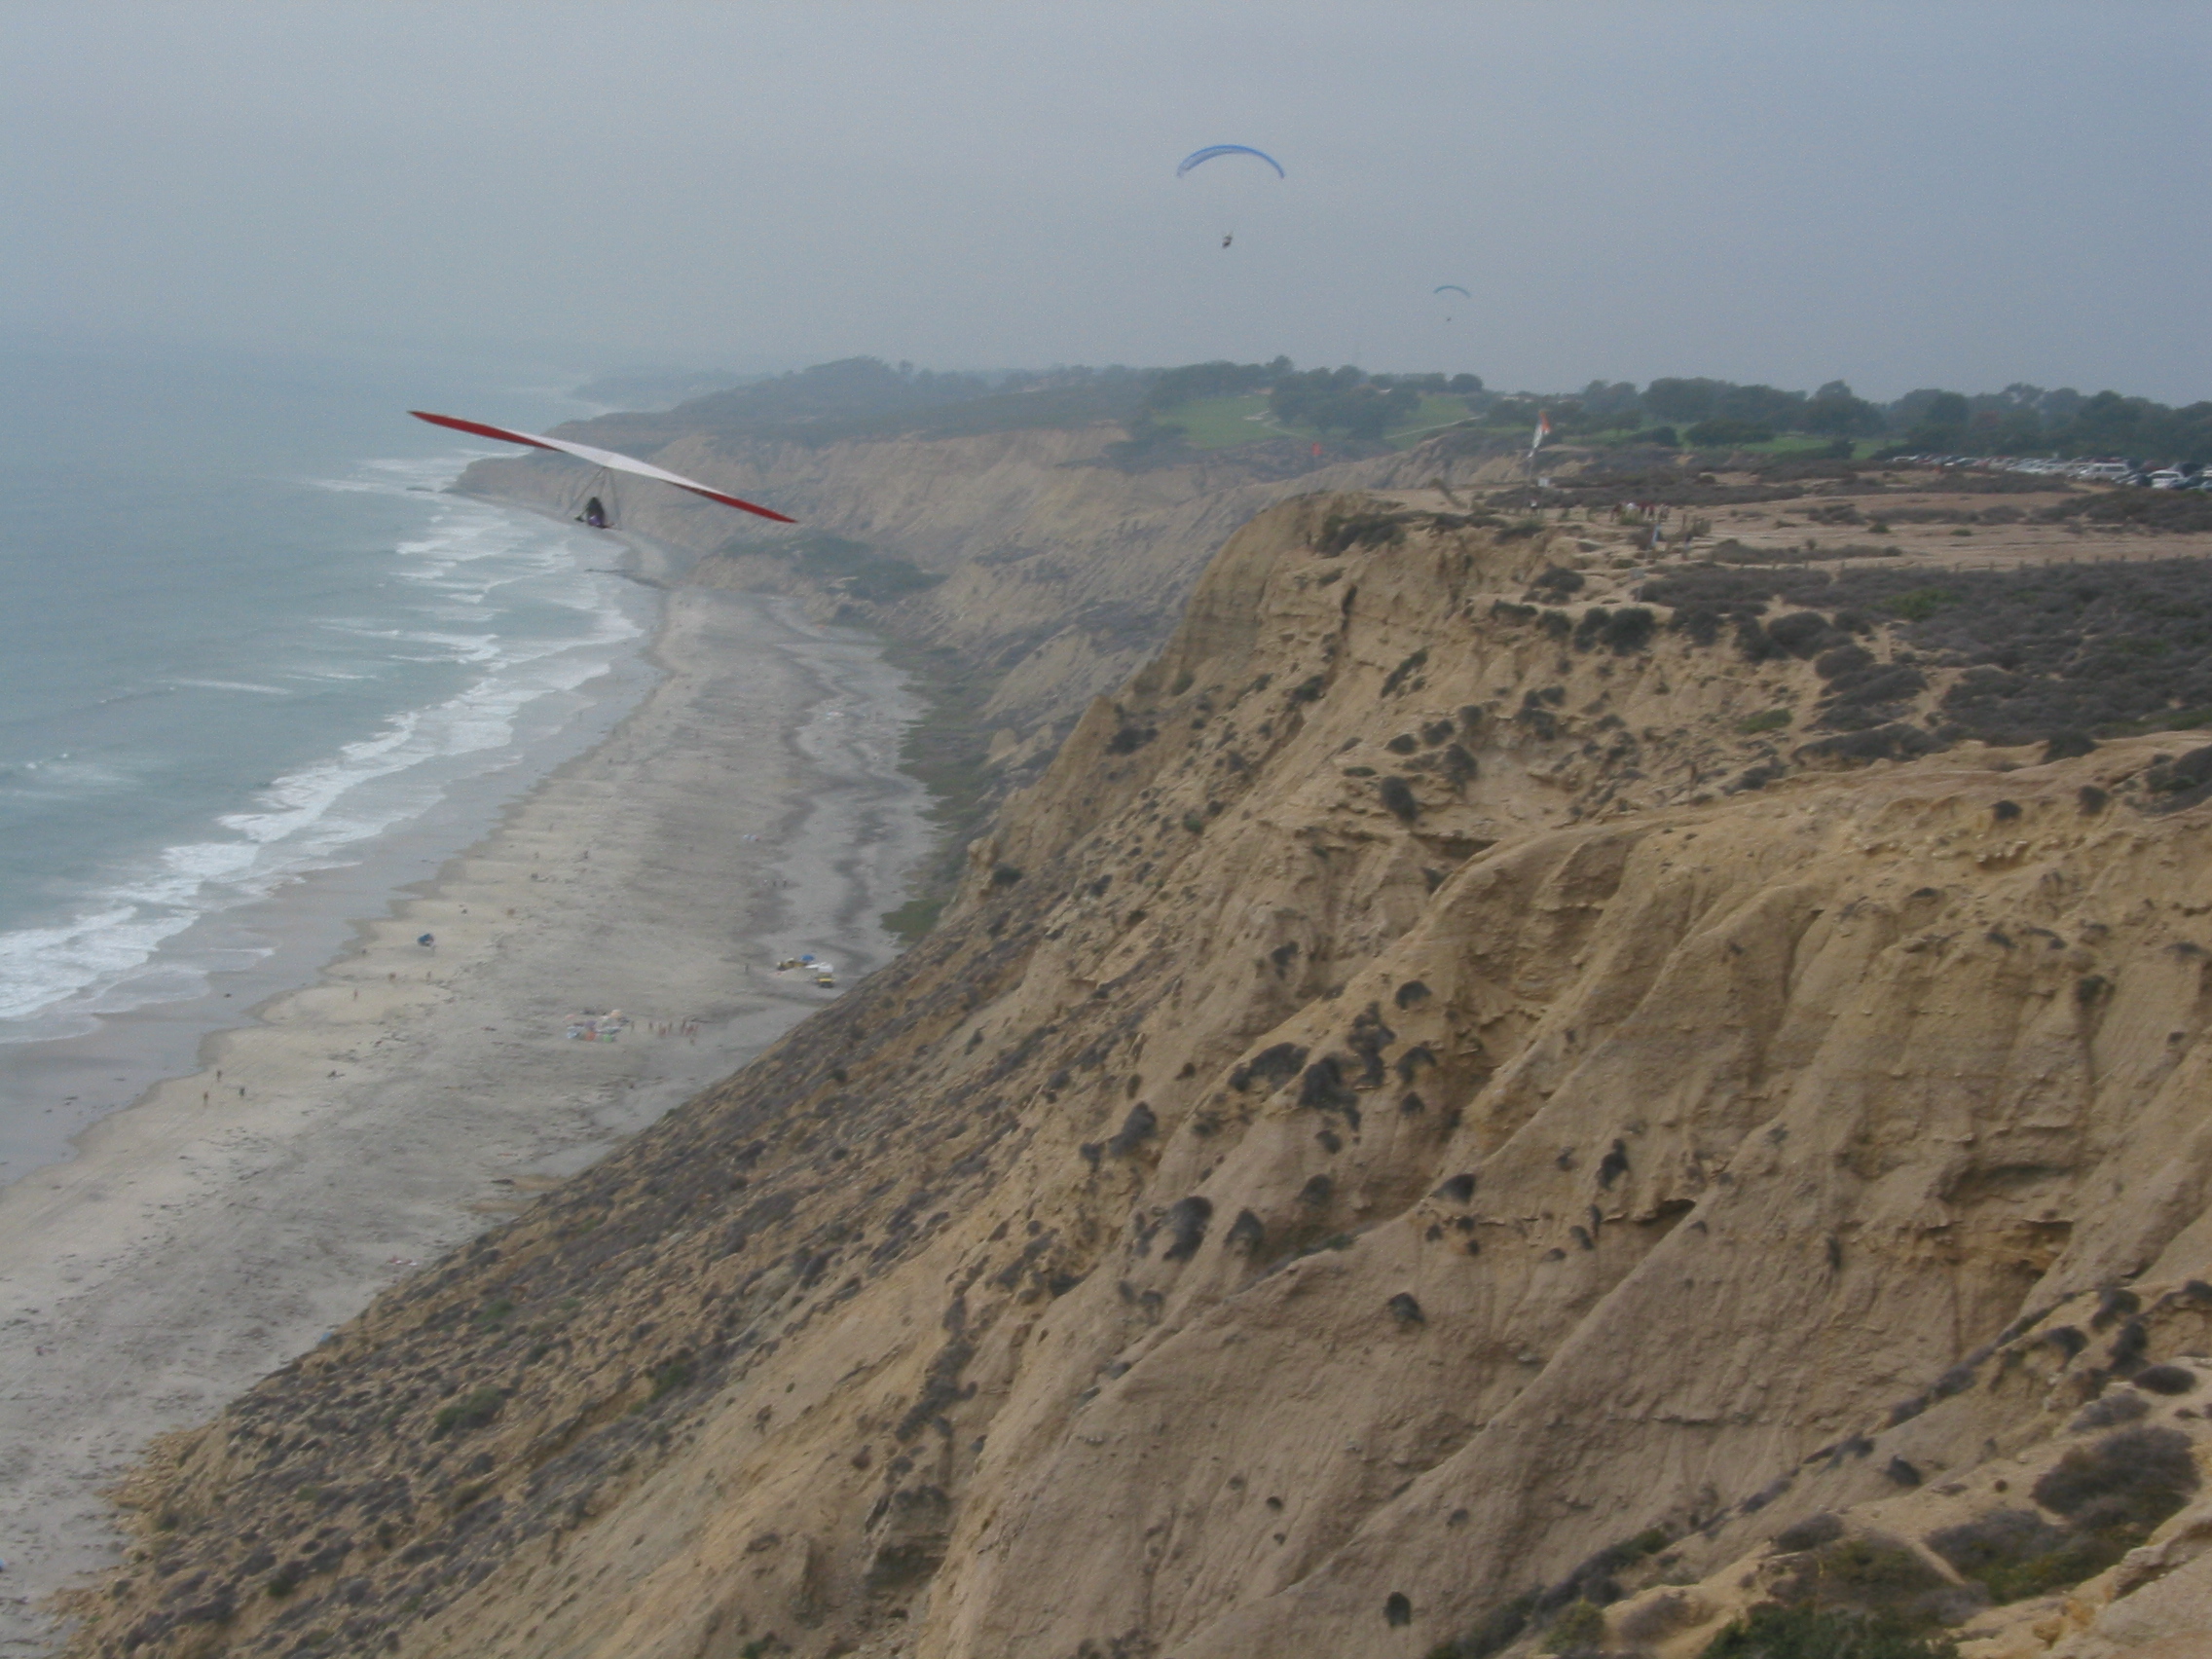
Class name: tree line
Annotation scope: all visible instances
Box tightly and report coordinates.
[1139,358,2212,461]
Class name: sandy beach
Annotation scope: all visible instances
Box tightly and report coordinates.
[0,579,930,1651]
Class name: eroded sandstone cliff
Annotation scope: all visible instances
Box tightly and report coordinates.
[71,499,2212,1659]
[456,421,1519,750]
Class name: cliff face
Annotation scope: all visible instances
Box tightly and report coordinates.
[73,501,2212,1659]
[457,425,1520,746]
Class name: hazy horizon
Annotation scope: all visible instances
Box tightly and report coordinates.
[5,2,2206,403]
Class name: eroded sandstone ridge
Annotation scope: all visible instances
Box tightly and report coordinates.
[71,501,2212,1658]
[455,418,1525,753]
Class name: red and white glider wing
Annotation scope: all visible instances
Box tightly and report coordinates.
[409,410,794,524]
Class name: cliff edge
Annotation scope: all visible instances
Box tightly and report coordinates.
[68,500,2212,1659]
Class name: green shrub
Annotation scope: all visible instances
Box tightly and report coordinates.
[1426,1592,1534,1659]
[429,1385,504,1439]
[1776,1513,1846,1553]
[1924,1507,2097,1604]
[880,897,943,944]
[1700,1604,1956,1658]
[648,1358,694,1400]
[1883,588,1957,621]
[1601,607,1657,652]
[1319,510,1409,553]
[2146,744,2212,795]
[1380,776,1420,823]
[2033,1425,2197,1530]
[1738,709,1792,734]
[1543,1599,1606,1651]
[1806,1534,1945,1604]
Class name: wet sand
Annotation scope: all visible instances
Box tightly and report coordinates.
[0,585,930,1650]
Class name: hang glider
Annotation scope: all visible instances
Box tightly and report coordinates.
[409,410,794,523]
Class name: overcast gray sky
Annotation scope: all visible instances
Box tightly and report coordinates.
[4,1,2205,399]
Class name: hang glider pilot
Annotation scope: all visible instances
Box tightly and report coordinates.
[577,496,609,529]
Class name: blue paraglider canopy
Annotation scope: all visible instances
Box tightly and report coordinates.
[1434,284,1472,297]
[1176,144,1285,178]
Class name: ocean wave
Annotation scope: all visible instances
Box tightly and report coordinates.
[0,459,645,1040]
[0,754,141,800]
[306,451,498,497]
[170,679,292,696]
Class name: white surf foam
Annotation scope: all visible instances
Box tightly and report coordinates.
[0,456,646,1041]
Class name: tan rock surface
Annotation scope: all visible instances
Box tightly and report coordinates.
[61,501,2212,1659]
[457,426,1529,743]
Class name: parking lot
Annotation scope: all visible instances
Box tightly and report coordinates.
[1893,453,2211,491]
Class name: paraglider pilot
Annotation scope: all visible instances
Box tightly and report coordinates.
[577,497,609,529]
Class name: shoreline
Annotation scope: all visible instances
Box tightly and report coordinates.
[0,577,930,1650]
[0,493,666,1179]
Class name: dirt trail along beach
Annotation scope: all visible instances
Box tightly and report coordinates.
[0,586,929,1649]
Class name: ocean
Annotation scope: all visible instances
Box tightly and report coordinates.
[0,340,661,1170]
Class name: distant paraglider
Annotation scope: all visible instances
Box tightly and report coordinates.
[1175,145,1285,180]
[1433,283,1472,322]
[408,411,795,526]
[1176,145,1284,249]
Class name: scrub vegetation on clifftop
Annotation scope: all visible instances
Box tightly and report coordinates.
[1634,556,2212,745]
